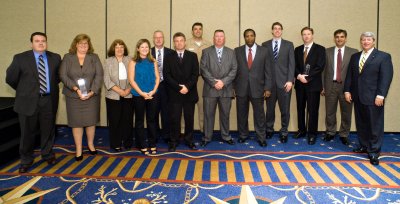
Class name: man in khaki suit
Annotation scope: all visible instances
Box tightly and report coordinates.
[186,22,212,134]
[321,29,357,145]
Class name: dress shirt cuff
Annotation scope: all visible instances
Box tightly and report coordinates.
[376,95,384,99]
[344,92,350,95]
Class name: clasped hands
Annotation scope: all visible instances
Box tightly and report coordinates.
[141,90,155,100]
[179,85,188,94]
[77,89,94,101]
[297,74,308,83]
[214,79,224,90]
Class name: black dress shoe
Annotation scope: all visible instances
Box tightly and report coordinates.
[340,137,350,145]
[168,144,176,152]
[19,164,32,173]
[46,157,56,165]
[353,146,367,153]
[308,135,316,145]
[224,139,235,145]
[279,135,288,143]
[369,155,379,165]
[75,155,83,161]
[238,138,247,143]
[114,147,122,152]
[293,131,306,139]
[88,148,97,155]
[258,140,267,147]
[266,132,273,139]
[186,143,197,150]
[200,141,210,147]
[323,134,334,141]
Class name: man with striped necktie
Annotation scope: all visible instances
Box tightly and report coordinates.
[6,32,61,173]
[262,22,295,143]
[344,32,393,165]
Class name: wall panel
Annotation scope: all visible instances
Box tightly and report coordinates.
[108,0,171,52]
[379,0,400,132]
[0,0,44,97]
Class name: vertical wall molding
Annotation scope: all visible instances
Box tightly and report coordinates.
[44,0,47,33]
[376,0,380,48]
[105,0,108,58]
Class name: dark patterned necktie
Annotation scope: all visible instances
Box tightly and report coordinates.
[38,55,47,93]
[273,41,278,61]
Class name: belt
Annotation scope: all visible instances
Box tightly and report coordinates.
[333,80,342,84]
[39,93,50,97]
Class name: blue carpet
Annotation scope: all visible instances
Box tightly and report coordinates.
[0,127,399,203]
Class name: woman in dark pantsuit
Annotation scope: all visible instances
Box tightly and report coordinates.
[104,39,134,152]
[60,34,103,161]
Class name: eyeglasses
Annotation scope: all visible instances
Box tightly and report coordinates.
[78,42,88,46]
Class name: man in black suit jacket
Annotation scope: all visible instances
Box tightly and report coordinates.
[344,32,393,165]
[6,32,61,173]
[294,27,326,145]
[151,30,173,142]
[234,29,271,147]
[262,22,295,143]
[163,32,199,151]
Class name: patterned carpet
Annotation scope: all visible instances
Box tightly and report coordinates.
[0,127,399,203]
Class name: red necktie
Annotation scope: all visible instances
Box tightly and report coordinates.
[247,48,253,69]
[336,48,342,82]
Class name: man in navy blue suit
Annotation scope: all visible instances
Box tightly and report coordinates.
[344,31,393,165]
[151,30,173,143]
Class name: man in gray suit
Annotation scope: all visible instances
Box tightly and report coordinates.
[262,22,295,143]
[200,29,238,147]
[321,29,357,145]
[234,29,271,147]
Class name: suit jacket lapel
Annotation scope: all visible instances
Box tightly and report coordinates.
[28,51,39,81]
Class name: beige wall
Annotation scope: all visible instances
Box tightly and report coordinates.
[1,0,398,132]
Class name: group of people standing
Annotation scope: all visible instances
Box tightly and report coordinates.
[6,22,393,174]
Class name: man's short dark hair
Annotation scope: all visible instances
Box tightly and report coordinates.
[243,29,256,37]
[214,29,224,35]
[30,32,47,42]
[301,27,314,35]
[334,29,347,37]
[271,22,283,30]
[173,32,186,40]
[192,22,203,31]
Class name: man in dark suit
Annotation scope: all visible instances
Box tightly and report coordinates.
[200,29,237,147]
[234,28,271,147]
[6,32,61,173]
[294,27,326,145]
[163,32,199,151]
[262,22,295,143]
[344,32,393,165]
[321,29,358,145]
[151,30,173,143]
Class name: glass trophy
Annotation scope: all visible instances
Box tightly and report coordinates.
[77,78,88,97]
[304,64,310,75]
